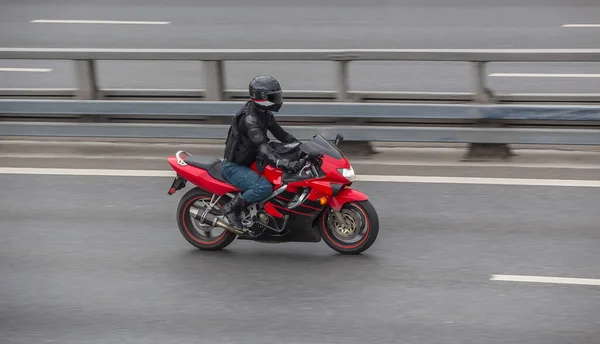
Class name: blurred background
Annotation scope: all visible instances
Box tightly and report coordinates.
[2,0,600,94]
[1,1,599,344]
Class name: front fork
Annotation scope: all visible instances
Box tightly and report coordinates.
[331,208,345,224]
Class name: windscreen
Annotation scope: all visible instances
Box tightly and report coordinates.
[299,135,344,160]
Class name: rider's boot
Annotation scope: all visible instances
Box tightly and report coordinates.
[221,193,249,230]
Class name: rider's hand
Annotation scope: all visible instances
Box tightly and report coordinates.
[286,160,302,173]
[276,158,291,170]
[277,159,303,173]
[290,158,308,173]
[294,158,307,172]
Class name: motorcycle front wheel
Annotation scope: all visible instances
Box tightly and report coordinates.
[319,200,379,254]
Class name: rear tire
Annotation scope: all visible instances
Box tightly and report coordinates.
[319,200,379,255]
[176,187,237,251]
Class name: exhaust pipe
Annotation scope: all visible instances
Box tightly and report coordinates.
[189,206,246,236]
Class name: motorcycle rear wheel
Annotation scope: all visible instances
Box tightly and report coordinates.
[176,188,237,251]
[319,200,379,254]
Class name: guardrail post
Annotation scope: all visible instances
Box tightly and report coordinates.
[333,59,376,155]
[335,61,350,102]
[465,61,513,161]
[204,61,225,101]
[473,61,491,103]
[74,60,99,100]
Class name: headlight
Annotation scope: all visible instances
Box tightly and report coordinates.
[338,166,355,182]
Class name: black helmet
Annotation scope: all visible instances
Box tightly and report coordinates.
[249,75,283,112]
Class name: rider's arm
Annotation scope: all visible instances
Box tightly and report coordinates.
[243,113,301,172]
[243,113,269,147]
[268,114,297,144]
[258,143,301,172]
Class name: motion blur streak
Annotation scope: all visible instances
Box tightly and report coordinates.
[2,0,600,93]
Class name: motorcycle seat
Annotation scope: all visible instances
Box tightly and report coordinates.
[184,155,220,169]
[183,155,228,183]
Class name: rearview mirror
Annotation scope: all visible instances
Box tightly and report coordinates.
[335,133,344,146]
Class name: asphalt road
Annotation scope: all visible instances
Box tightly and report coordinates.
[1,0,600,93]
[1,171,599,343]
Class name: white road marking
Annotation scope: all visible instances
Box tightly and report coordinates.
[0,68,53,72]
[0,167,599,187]
[562,24,600,28]
[354,160,600,170]
[0,168,175,177]
[30,20,170,25]
[490,73,600,78]
[353,175,600,187]
[2,154,600,170]
[0,154,168,160]
[491,274,600,286]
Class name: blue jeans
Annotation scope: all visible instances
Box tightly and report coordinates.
[221,160,273,203]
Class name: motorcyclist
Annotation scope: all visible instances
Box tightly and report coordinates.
[221,75,303,230]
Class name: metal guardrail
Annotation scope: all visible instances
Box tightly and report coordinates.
[2,100,600,123]
[3,48,600,61]
[3,89,600,104]
[1,100,599,151]
[2,49,600,153]
[2,122,600,146]
[2,48,600,103]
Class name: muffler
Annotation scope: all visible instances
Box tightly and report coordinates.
[189,206,246,236]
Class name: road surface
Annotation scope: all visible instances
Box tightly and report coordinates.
[1,0,600,94]
[1,145,599,344]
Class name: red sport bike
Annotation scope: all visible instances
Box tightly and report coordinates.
[166,134,379,254]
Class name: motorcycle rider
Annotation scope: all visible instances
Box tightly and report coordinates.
[221,75,303,231]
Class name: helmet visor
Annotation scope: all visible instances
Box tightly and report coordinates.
[267,91,283,105]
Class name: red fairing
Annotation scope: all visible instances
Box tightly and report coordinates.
[167,156,238,195]
[319,155,352,185]
[251,162,283,187]
[263,202,284,218]
[329,188,369,211]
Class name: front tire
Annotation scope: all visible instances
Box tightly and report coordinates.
[319,200,379,254]
[176,188,237,251]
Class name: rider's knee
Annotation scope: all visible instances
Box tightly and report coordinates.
[256,178,273,200]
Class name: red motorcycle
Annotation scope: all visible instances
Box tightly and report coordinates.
[166,134,379,254]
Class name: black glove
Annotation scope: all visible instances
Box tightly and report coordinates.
[277,159,303,173]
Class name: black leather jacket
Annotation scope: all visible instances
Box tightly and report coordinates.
[223,101,298,167]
